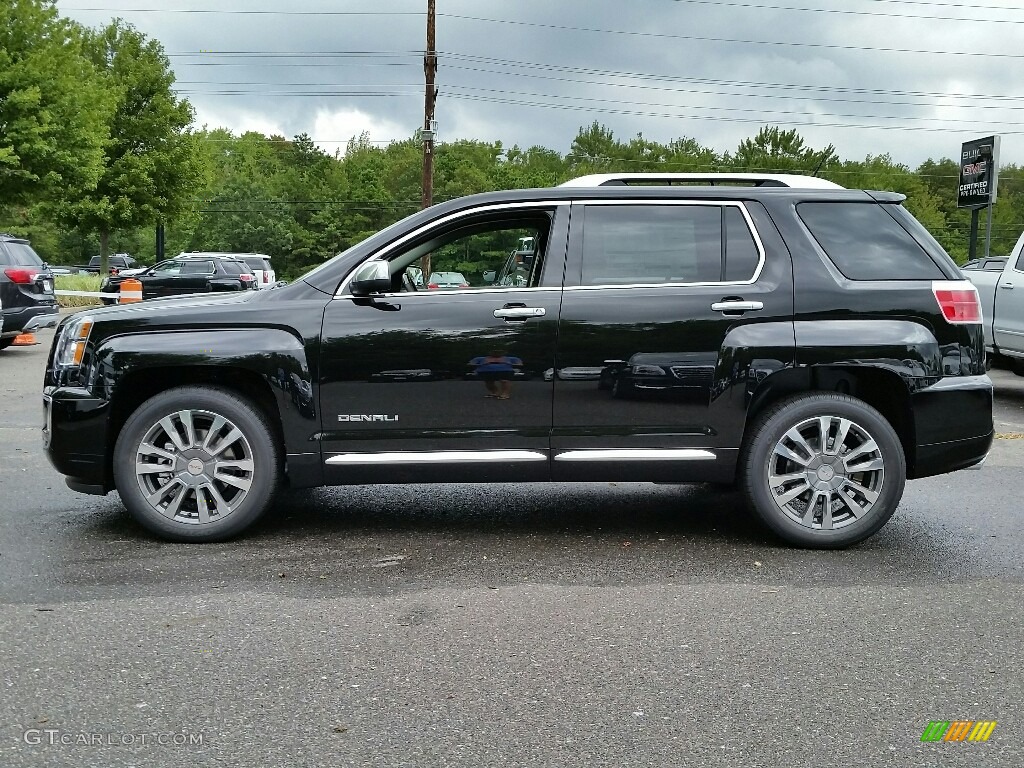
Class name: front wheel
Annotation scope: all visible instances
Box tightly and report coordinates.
[740,393,906,548]
[113,386,281,542]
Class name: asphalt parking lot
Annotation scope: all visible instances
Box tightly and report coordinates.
[1,322,1022,767]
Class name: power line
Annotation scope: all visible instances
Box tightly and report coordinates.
[443,53,1024,101]
[178,71,1024,112]
[670,0,1024,23]
[438,13,1024,58]
[443,91,1024,135]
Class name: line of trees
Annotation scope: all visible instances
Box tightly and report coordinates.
[3,2,1022,280]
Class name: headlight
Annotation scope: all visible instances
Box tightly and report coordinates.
[631,364,666,376]
[55,315,94,367]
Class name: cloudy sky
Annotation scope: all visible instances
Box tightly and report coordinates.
[57,0,1024,167]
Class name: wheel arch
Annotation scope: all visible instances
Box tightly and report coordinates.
[746,365,916,473]
[95,329,317,488]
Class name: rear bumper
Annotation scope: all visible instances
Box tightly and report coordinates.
[1,303,58,336]
[909,374,994,479]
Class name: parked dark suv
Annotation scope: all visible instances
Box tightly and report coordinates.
[1,233,58,350]
[42,174,993,547]
[99,254,257,302]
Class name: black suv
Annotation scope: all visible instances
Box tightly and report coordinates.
[99,254,256,302]
[42,174,993,547]
[0,233,58,350]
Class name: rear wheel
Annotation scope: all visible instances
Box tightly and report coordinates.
[741,393,905,548]
[113,386,281,542]
[0,338,15,351]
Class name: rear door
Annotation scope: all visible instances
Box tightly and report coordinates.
[176,259,215,295]
[552,199,795,482]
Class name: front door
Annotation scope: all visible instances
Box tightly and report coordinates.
[552,200,795,483]
[319,203,569,485]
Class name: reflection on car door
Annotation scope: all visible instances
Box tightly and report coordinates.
[318,203,569,485]
[552,200,795,483]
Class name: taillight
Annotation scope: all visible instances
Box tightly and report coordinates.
[240,274,254,282]
[427,283,439,289]
[4,267,38,284]
[932,280,982,324]
[262,272,268,283]
[459,283,469,288]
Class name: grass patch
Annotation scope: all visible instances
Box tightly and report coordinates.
[55,274,103,307]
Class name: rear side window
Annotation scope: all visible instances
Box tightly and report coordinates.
[221,261,245,275]
[724,207,760,282]
[797,202,943,280]
[0,241,44,267]
[243,257,269,271]
[181,260,215,274]
[582,204,758,286]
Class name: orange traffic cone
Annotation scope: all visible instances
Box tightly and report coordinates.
[12,332,38,346]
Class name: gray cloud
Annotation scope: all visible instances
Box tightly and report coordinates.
[58,0,1024,166]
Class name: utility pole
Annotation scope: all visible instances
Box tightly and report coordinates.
[420,0,437,277]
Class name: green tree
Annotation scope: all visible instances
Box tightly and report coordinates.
[57,20,203,274]
[0,0,110,204]
[729,126,837,174]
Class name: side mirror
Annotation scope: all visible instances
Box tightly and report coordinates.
[350,261,392,296]
[482,270,497,284]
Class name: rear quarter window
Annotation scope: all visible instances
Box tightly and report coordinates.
[797,202,944,280]
[0,242,45,267]
[243,257,269,271]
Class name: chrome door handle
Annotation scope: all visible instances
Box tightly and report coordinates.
[710,300,763,312]
[493,307,546,319]
[1000,283,1014,289]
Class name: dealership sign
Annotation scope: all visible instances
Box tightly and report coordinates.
[958,135,1000,209]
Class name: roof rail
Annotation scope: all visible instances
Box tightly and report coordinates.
[558,173,844,189]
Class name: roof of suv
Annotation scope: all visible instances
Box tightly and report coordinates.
[174,253,253,265]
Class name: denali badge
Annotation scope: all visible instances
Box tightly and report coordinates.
[338,414,399,422]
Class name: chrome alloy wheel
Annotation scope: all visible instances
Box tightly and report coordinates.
[765,415,885,531]
[133,409,255,525]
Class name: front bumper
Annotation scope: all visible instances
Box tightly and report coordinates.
[909,374,994,479]
[42,386,111,493]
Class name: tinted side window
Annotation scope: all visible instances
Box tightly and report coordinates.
[581,205,722,286]
[1016,251,1024,272]
[181,260,215,274]
[221,261,244,275]
[0,242,45,267]
[797,202,943,280]
[724,206,760,281]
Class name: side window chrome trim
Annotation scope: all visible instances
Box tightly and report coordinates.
[335,286,562,301]
[572,199,767,287]
[333,201,570,298]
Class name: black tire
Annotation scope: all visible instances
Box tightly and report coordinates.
[740,392,906,549]
[0,338,15,351]
[113,385,281,542]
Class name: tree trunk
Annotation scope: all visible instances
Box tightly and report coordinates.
[99,230,109,276]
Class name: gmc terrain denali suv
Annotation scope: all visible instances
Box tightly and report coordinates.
[42,174,993,547]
